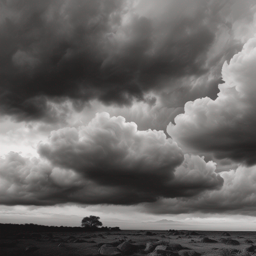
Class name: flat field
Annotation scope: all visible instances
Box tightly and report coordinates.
[1,229,256,256]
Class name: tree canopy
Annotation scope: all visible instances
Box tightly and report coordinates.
[81,215,103,228]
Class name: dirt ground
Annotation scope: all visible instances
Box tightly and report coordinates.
[1,230,256,256]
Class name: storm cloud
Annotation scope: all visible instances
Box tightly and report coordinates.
[0,0,246,122]
[2,0,256,222]
[0,113,223,206]
[144,164,256,216]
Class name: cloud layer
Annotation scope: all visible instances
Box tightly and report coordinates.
[2,0,256,219]
[145,164,256,216]
[0,0,247,122]
[168,36,256,165]
[0,113,223,206]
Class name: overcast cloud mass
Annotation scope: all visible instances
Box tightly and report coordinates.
[2,0,256,228]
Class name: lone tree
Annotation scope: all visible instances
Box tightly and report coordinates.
[81,215,102,229]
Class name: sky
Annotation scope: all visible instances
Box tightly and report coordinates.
[1,0,256,231]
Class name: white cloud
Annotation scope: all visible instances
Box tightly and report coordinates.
[168,35,256,165]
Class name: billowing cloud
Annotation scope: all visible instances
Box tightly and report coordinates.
[0,113,223,206]
[144,164,256,216]
[168,35,256,165]
[38,112,184,193]
[0,0,249,122]
[166,154,223,197]
[0,152,82,205]
[3,0,256,221]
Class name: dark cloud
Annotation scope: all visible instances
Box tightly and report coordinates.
[2,0,256,218]
[0,113,223,206]
[0,152,79,206]
[144,165,256,216]
[0,0,244,122]
[1,0,125,120]
[168,36,256,166]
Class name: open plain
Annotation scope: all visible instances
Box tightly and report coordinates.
[1,228,256,256]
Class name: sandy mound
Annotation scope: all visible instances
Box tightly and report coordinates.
[221,232,231,237]
[179,249,201,256]
[220,238,240,245]
[201,237,218,243]
[148,249,179,256]
[244,245,256,252]
[117,241,139,255]
[218,248,240,255]
[99,244,122,255]
[187,231,200,236]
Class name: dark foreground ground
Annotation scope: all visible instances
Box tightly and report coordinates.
[1,229,256,256]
